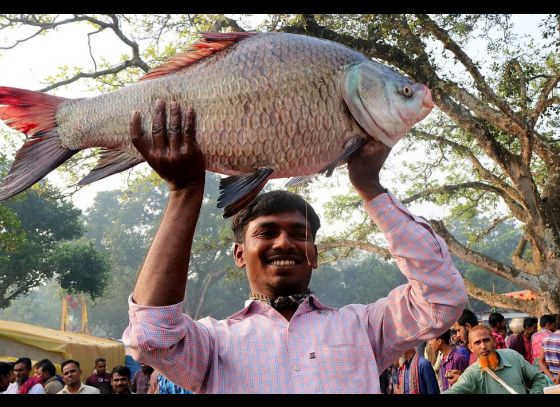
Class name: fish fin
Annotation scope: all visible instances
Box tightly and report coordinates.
[218,167,274,218]
[78,149,145,186]
[0,86,79,201]
[285,174,318,188]
[0,86,67,135]
[140,32,257,81]
[320,137,368,177]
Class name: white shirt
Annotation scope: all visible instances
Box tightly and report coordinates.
[3,381,45,394]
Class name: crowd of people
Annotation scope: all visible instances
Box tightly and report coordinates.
[379,310,560,394]
[0,357,191,394]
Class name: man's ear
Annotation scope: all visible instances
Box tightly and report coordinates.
[311,244,319,269]
[233,242,246,268]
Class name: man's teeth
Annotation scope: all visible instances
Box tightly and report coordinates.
[270,260,296,266]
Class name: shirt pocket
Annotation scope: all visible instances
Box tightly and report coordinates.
[316,344,370,389]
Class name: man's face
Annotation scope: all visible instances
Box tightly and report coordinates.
[452,322,469,345]
[34,367,49,382]
[525,324,538,338]
[111,373,130,394]
[0,372,11,392]
[545,322,558,332]
[62,363,81,387]
[428,338,441,353]
[234,211,318,298]
[468,329,496,357]
[13,362,29,385]
[95,361,106,376]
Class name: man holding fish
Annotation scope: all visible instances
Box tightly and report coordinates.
[122,99,467,393]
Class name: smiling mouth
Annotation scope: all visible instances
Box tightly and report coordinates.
[268,259,298,266]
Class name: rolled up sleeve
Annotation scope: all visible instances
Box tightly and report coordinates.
[122,295,214,393]
[363,193,468,371]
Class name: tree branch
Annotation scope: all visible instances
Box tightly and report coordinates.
[463,279,539,315]
[317,239,392,261]
[430,219,541,284]
[531,72,560,124]
[469,215,513,246]
[504,59,528,110]
[38,59,148,92]
[416,14,525,129]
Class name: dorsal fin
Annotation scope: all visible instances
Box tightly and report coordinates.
[140,31,257,81]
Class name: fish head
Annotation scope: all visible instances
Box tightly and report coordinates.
[342,61,434,147]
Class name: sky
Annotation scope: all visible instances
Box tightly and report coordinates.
[0,14,547,219]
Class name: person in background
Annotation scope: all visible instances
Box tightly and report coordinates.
[149,369,193,394]
[394,347,440,394]
[0,362,14,393]
[429,329,469,391]
[452,309,479,365]
[58,360,100,394]
[488,312,507,349]
[111,366,134,394]
[424,339,442,389]
[508,317,538,364]
[532,314,557,369]
[539,326,560,383]
[131,363,153,394]
[85,357,112,394]
[34,359,63,394]
[3,357,44,394]
[443,325,549,394]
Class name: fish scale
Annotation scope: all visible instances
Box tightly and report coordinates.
[0,31,434,217]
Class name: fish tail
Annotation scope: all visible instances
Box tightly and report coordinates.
[0,86,79,201]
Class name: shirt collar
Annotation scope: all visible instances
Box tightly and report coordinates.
[228,294,334,320]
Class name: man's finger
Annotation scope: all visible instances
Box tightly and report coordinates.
[183,106,196,146]
[152,99,168,151]
[130,110,151,154]
[168,101,181,152]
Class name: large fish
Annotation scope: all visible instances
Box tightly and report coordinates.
[0,31,434,217]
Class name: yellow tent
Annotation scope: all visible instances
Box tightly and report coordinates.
[0,319,125,376]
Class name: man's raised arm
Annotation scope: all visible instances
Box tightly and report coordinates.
[130,99,206,306]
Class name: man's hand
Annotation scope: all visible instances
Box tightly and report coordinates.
[130,99,205,191]
[446,369,462,385]
[347,138,391,201]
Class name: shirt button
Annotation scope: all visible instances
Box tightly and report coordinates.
[293,365,300,372]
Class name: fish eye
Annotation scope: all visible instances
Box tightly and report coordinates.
[402,85,413,97]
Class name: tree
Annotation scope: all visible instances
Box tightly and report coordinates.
[1,14,559,314]
[0,173,110,308]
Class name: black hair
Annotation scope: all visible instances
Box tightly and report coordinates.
[111,366,131,380]
[488,312,505,328]
[457,309,478,327]
[95,358,106,365]
[523,317,538,329]
[0,362,13,377]
[437,329,452,344]
[231,190,320,243]
[14,357,32,370]
[36,360,56,377]
[61,359,80,371]
[540,314,556,328]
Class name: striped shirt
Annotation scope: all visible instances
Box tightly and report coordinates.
[123,192,467,393]
[542,331,560,376]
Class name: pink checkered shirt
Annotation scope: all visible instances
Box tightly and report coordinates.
[123,192,467,393]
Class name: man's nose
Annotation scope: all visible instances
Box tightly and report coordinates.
[273,232,295,249]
